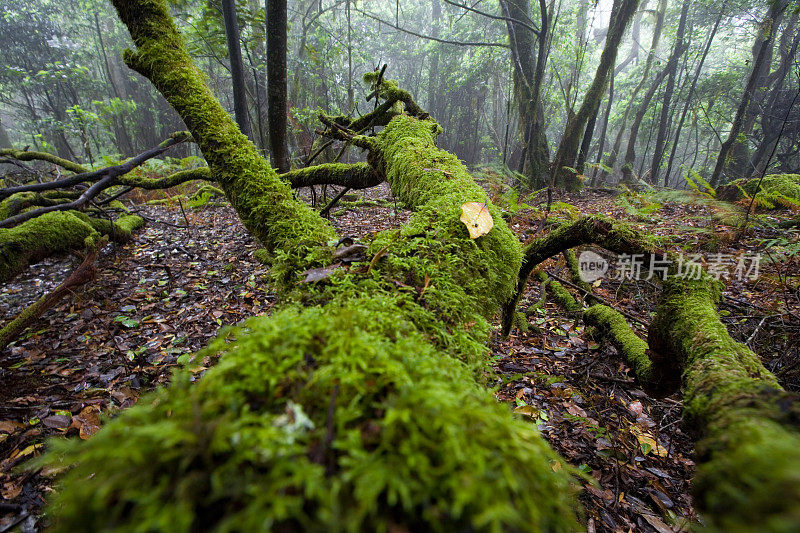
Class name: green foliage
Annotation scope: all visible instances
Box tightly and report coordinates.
[685,169,717,198]
[732,174,800,211]
[0,211,142,283]
[187,184,225,208]
[614,189,663,221]
[757,229,800,264]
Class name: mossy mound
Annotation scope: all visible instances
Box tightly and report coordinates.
[44,299,580,532]
[0,211,143,283]
[718,174,800,210]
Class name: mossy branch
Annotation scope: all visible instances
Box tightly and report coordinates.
[0,132,191,201]
[0,211,142,284]
[280,162,382,190]
[111,0,336,258]
[583,304,678,397]
[0,149,89,174]
[649,272,800,529]
[0,239,105,350]
[501,215,665,335]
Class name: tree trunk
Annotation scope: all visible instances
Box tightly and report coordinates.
[603,0,665,177]
[222,0,254,141]
[590,73,614,185]
[0,117,11,149]
[266,0,290,172]
[748,13,799,178]
[663,8,722,186]
[501,0,551,187]
[551,0,639,190]
[650,1,689,185]
[710,1,785,186]
[427,0,441,118]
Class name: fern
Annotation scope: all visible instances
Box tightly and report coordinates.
[685,169,716,198]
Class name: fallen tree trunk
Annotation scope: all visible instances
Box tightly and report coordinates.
[44,118,580,532]
[40,1,580,530]
[649,274,800,530]
[0,210,142,284]
[501,214,800,527]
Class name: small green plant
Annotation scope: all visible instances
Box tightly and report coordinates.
[685,169,716,198]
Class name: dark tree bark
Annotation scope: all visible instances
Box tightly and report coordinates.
[266,0,289,172]
[0,118,11,149]
[621,62,669,182]
[427,0,441,118]
[663,7,723,186]
[604,0,665,177]
[748,13,800,178]
[589,74,614,185]
[650,0,689,185]
[551,0,639,190]
[222,0,254,141]
[500,0,551,186]
[710,0,787,186]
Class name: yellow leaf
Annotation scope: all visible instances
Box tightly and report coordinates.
[513,404,540,418]
[630,425,667,457]
[460,202,494,239]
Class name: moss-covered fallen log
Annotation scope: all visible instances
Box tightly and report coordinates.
[0,133,191,228]
[583,304,678,397]
[0,211,142,284]
[43,113,580,531]
[649,274,800,530]
[41,1,580,529]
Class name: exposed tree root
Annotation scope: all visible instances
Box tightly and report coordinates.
[0,240,104,350]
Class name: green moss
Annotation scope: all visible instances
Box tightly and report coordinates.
[721,174,800,210]
[538,271,582,315]
[281,162,380,190]
[111,0,336,278]
[41,107,583,530]
[45,300,579,533]
[583,304,677,396]
[0,149,89,174]
[0,211,143,284]
[649,273,800,529]
[187,184,225,208]
[0,191,70,220]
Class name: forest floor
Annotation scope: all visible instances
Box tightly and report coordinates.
[1,179,798,532]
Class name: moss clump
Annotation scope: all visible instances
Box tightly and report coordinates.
[45,301,579,532]
[0,211,142,284]
[719,174,800,210]
[0,192,67,220]
[187,184,225,208]
[649,273,800,529]
[538,271,582,315]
